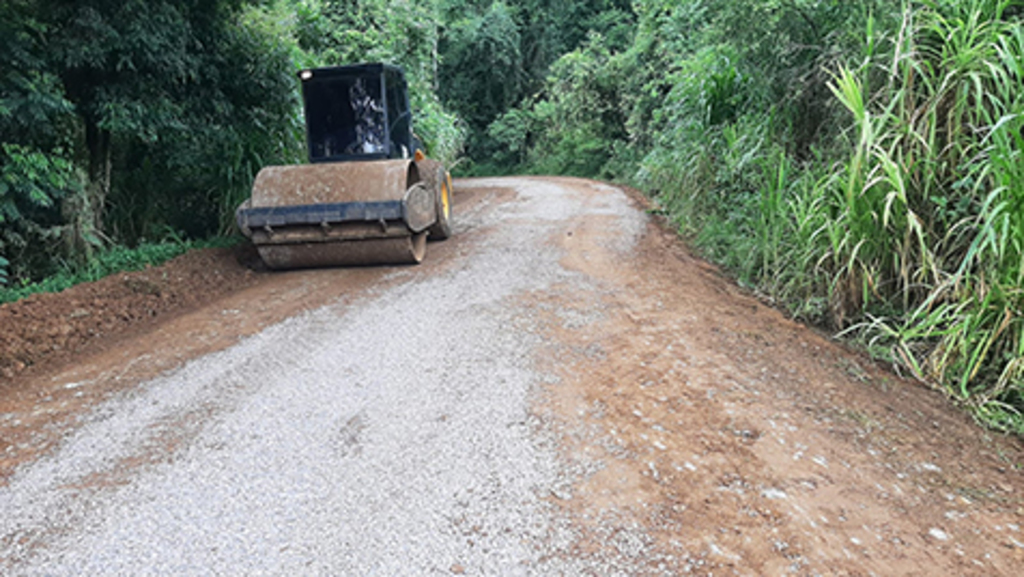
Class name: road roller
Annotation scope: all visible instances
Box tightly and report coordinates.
[236,63,453,269]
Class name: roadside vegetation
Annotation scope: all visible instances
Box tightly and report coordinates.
[480,0,1024,433]
[2,0,1022,432]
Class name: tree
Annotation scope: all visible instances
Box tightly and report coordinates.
[436,0,635,169]
[0,0,80,280]
[1,0,306,282]
[42,0,226,252]
[439,2,523,135]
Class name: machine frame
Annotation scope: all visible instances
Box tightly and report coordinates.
[299,63,419,164]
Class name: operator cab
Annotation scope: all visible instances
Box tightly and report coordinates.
[299,63,417,163]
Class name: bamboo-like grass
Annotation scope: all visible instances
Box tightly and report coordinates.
[820,0,1024,430]
[645,0,1024,431]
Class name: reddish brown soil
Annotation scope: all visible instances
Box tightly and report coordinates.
[0,246,264,380]
[530,178,1024,574]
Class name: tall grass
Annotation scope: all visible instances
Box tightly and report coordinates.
[645,0,1024,432]
[823,0,1024,430]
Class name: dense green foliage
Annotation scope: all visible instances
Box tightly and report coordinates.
[3,0,1022,431]
[437,0,634,172]
[2,0,297,284]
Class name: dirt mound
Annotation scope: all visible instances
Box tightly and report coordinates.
[0,246,262,380]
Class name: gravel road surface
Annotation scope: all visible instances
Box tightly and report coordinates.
[1,178,648,574]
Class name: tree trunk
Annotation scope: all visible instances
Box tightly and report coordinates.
[85,119,111,234]
[63,118,111,261]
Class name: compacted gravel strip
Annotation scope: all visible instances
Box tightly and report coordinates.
[0,179,647,574]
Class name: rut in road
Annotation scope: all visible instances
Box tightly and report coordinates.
[1,177,1023,575]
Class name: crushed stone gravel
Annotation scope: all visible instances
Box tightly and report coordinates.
[0,178,651,574]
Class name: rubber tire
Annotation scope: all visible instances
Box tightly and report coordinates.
[416,160,452,241]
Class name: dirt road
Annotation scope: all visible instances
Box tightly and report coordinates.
[1,177,1023,574]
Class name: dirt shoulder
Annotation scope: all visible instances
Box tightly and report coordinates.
[529,177,1024,574]
[0,245,265,381]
